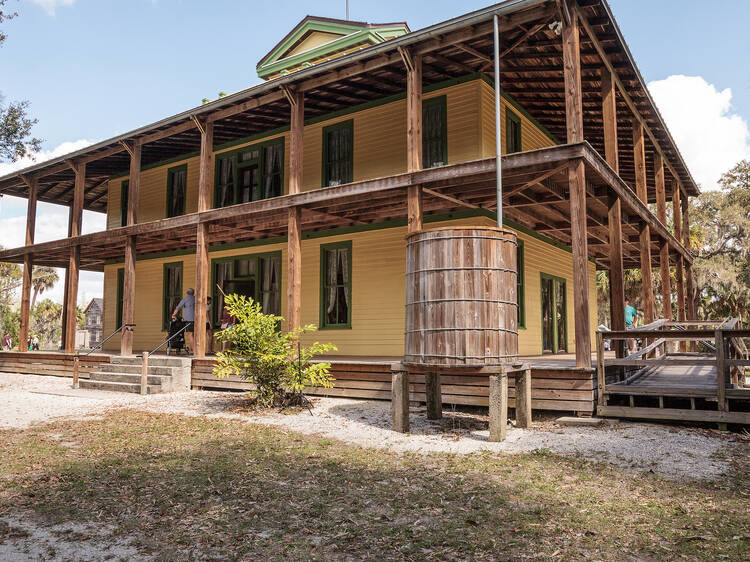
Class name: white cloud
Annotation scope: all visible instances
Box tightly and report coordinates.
[648,75,750,191]
[28,0,75,17]
[0,139,94,178]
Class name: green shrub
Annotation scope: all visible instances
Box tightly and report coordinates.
[213,293,336,408]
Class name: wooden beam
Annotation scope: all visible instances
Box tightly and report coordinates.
[70,162,85,238]
[18,255,32,352]
[673,185,686,348]
[120,236,136,355]
[655,153,671,319]
[197,121,214,212]
[287,207,301,332]
[423,187,479,209]
[126,142,141,226]
[193,223,209,359]
[205,91,286,124]
[288,90,304,195]
[563,3,590,368]
[63,245,79,354]
[682,194,695,321]
[633,121,654,323]
[406,51,423,233]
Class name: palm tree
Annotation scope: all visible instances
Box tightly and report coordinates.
[31,266,59,307]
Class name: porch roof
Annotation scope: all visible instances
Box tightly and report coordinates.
[0,143,691,272]
[0,0,698,215]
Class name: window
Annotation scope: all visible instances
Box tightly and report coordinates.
[116,268,124,328]
[211,252,282,326]
[323,121,353,187]
[163,262,183,330]
[517,240,525,328]
[423,96,447,168]
[506,109,522,154]
[166,165,187,218]
[320,241,352,329]
[214,139,284,207]
[120,180,129,227]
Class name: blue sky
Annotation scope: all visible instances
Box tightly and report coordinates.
[1,0,749,303]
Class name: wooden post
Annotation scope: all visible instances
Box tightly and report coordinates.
[489,374,508,442]
[287,206,302,332]
[18,177,37,352]
[405,50,423,233]
[72,355,80,388]
[715,330,727,412]
[63,162,85,354]
[515,368,532,428]
[681,195,696,321]
[655,155,672,320]
[633,121,655,325]
[140,351,149,395]
[596,330,605,406]
[602,68,625,356]
[563,7,591,368]
[391,366,410,433]
[194,120,213,359]
[425,372,442,420]
[288,90,304,195]
[673,186,687,350]
[120,142,140,356]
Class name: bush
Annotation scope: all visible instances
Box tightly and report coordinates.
[213,293,336,408]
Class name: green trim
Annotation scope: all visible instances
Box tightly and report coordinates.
[162,261,183,331]
[540,272,568,354]
[322,120,354,187]
[517,239,526,329]
[214,137,286,207]
[209,250,282,327]
[506,108,522,154]
[166,164,187,218]
[422,95,447,168]
[319,240,352,330]
[120,180,129,227]
[116,268,124,328]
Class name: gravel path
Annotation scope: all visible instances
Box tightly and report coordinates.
[0,373,740,481]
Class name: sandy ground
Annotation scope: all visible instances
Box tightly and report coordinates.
[0,372,743,561]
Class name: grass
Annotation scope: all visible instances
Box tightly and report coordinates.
[0,411,747,560]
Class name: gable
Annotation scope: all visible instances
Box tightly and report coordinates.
[286,31,347,58]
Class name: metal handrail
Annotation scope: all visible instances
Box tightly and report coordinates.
[146,323,191,357]
[72,323,135,388]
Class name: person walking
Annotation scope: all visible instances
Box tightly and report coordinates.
[2,333,11,350]
[624,298,638,352]
[172,288,196,355]
[206,296,214,355]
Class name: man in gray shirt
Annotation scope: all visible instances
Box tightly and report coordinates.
[172,288,195,354]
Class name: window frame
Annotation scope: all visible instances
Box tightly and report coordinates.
[213,138,286,208]
[162,261,183,331]
[120,180,129,227]
[506,109,523,154]
[540,272,568,354]
[322,120,354,187]
[422,95,447,169]
[517,239,526,329]
[209,250,282,327]
[166,164,188,218]
[319,240,353,330]
[116,268,124,328]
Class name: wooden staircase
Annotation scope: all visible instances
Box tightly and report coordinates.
[79,356,191,394]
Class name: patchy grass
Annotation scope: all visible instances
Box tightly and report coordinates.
[0,411,747,560]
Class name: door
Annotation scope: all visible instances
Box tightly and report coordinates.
[541,274,567,354]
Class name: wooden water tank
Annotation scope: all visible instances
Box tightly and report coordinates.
[404,227,518,367]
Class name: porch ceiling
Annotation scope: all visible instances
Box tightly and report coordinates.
[0,143,690,272]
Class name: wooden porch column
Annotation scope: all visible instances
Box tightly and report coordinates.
[64,161,85,353]
[673,186,686,323]
[681,195,695,320]
[287,90,304,332]
[405,50,423,233]
[563,6,591,368]
[602,68,625,356]
[633,121,655,325]
[654,154,672,320]
[120,142,141,355]
[18,177,37,351]
[194,120,213,359]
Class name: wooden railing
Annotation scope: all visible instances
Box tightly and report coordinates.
[596,318,749,413]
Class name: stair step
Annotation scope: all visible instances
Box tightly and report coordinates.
[98,364,177,376]
[79,379,163,394]
[111,356,191,368]
[91,372,167,385]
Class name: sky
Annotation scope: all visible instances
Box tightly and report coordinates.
[1,0,749,305]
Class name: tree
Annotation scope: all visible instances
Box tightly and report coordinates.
[0,0,41,162]
[214,293,336,408]
[30,298,62,349]
[0,254,21,309]
[31,266,58,307]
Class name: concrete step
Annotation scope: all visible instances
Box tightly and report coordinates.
[98,363,177,376]
[91,372,167,386]
[111,356,190,368]
[79,379,163,394]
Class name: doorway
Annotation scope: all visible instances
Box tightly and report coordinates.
[541,273,567,354]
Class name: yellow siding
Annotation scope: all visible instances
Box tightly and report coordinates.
[286,32,345,57]
[103,215,597,358]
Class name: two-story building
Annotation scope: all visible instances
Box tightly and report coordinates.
[0,1,699,414]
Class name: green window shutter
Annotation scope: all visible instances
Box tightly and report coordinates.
[166,165,187,218]
[517,240,525,328]
[323,120,353,187]
[162,262,183,331]
[116,268,124,328]
[506,109,522,154]
[422,96,447,168]
[320,240,352,329]
[120,180,129,227]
